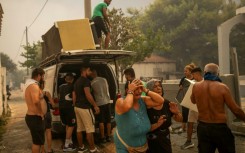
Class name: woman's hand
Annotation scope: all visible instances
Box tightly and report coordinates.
[157,115,166,127]
[150,115,166,131]
[127,79,143,92]
[169,102,180,114]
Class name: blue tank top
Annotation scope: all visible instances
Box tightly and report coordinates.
[114,98,151,152]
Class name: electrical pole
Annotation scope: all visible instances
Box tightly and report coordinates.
[26,26,29,75]
[84,0,91,18]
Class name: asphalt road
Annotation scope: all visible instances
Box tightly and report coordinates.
[1,90,245,153]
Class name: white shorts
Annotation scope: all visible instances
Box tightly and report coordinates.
[74,107,95,133]
[188,110,198,123]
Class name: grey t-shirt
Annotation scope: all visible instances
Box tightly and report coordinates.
[91,77,110,106]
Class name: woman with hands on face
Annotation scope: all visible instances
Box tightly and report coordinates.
[146,79,183,153]
[114,79,164,153]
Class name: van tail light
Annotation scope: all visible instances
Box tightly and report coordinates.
[52,98,60,116]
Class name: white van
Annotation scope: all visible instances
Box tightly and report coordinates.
[39,50,134,134]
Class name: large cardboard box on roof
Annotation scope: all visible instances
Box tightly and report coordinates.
[42,18,98,60]
[56,18,96,51]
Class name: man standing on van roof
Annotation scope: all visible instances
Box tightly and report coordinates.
[191,63,245,153]
[92,0,112,49]
[73,65,100,153]
[24,68,46,153]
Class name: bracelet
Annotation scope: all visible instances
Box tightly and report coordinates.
[145,89,150,95]
[127,90,134,95]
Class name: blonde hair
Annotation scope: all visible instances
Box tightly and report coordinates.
[185,63,196,71]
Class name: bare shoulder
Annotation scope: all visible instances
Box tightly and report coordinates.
[218,82,230,93]
[27,83,39,92]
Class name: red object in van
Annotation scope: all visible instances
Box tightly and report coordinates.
[53,108,60,115]
[117,93,121,99]
[52,98,60,115]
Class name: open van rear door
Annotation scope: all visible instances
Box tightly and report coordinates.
[39,50,135,67]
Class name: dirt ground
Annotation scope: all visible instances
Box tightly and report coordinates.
[0,90,115,153]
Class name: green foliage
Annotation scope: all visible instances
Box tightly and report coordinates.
[240,0,245,6]
[109,8,152,81]
[35,41,43,65]
[8,69,26,88]
[138,0,237,71]
[19,42,42,73]
[0,53,17,72]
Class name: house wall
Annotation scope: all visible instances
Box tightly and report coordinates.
[0,67,7,117]
[133,62,177,80]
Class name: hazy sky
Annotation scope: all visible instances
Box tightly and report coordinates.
[0,0,152,65]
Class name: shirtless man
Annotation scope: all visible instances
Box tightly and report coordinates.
[191,63,245,153]
[24,68,46,153]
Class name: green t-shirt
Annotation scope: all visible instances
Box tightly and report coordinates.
[141,81,147,96]
[92,2,107,19]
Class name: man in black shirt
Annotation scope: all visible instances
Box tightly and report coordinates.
[73,65,100,153]
[59,73,76,152]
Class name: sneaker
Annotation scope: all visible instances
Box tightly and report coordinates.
[63,143,76,152]
[77,146,88,153]
[178,128,183,134]
[181,141,194,150]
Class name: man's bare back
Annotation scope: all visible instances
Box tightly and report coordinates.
[191,72,245,123]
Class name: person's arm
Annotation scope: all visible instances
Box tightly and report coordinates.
[169,102,183,122]
[84,87,100,114]
[143,89,164,108]
[102,6,110,27]
[115,79,140,114]
[191,84,196,104]
[45,91,56,108]
[72,91,76,106]
[150,116,165,131]
[223,85,245,122]
[115,94,134,115]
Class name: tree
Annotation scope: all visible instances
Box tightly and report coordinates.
[0,53,17,72]
[138,0,237,71]
[8,69,26,88]
[19,42,41,74]
[109,8,152,82]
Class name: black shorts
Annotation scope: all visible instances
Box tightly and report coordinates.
[147,129,172,153]
[25,115,45,145]
[44,112,52,129]
[181,106,189,123]
[59,105,76,127]
[197,121,235,153]
[93,16,110,38]
[96,103,111,123]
